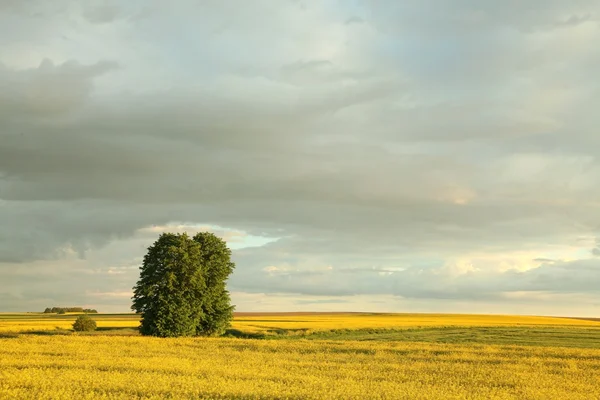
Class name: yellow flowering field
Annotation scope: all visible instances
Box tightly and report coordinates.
[230,312,600,334]
[0,312,141,333]
[1,335,600,399]
[1,312,598,333]
[1,313,600,399]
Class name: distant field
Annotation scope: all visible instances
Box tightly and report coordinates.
[1,312,598,335]
[1,313,600,399]
[0,313,139,334]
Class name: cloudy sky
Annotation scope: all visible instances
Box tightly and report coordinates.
[1,1,600,316]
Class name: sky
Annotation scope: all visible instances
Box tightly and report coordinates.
[1,0,600,316]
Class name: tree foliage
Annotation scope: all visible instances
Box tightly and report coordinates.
[72,315,97,332]
[44,307,98,314]
[131,232,235,337]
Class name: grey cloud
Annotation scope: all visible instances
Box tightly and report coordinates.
[345,16,364,25]
[296,299,350,305]
[554,13,594,27]
[1,0,600,312]
[0,59,117,118]
[367,1,600,34]
[593,239,600,256]
[0,200,154,263]
[83,3,121,24]
[502,259,600,294]
[0,0,68,17]
[230,239,600,301]
[0,260,136,312]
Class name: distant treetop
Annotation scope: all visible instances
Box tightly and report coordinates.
[43,307,98,314]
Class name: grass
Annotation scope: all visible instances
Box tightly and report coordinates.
[1,312,600,399]
[294,326,600,348]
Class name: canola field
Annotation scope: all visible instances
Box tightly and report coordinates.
[0,312,596,334]
[1,313,600,399]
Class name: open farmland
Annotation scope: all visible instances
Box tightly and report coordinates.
[1,313,600,399]
[1,311,598,334]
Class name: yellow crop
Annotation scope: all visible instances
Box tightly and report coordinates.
[1,335,600,399]
[230,313,600,334]
[1,313,599,399]
[1,312,597,333]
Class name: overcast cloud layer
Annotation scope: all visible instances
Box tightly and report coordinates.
[1,0,600,315]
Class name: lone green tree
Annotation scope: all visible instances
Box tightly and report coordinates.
[131,232,235,337]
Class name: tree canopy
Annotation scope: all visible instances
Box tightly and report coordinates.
[44,307,97,314]
[72,314,97,332]
[131,232,235,337]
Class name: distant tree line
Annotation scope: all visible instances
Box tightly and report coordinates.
[43,307,98,314]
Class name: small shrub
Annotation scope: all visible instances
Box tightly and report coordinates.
[72,315,97,332]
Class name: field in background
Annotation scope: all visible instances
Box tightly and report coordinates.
[1,311,598,333]
[1,313,600,399]
[0,313,138,334]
